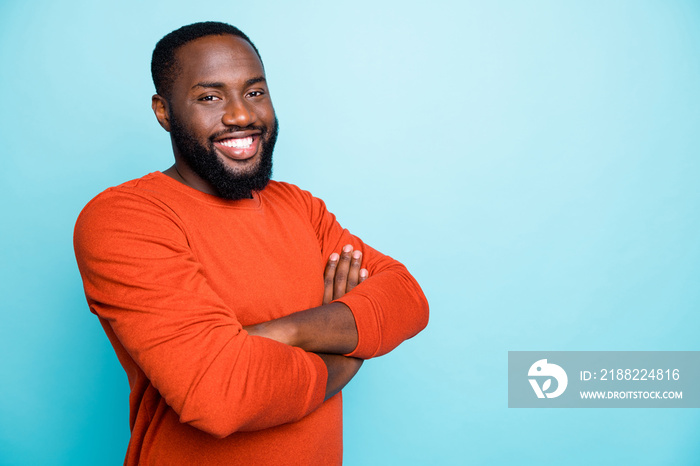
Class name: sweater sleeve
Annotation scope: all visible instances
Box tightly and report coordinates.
[298,187,429,359]
[73,190,327,438]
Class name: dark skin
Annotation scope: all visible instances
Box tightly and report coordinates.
[151,35,274,191]
[151,35,367,401]
[245,244,368,353]
[252,245,368,400]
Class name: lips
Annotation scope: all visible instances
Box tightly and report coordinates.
[213,134,261,161]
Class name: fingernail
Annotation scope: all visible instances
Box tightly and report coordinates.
[353,250,361,259]
[360,269,368,278]
[343,244,353,253]
[330,253,339,261]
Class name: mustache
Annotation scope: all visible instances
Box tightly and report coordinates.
[209,124,269,142]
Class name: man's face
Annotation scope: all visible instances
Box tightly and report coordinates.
[163,34,278,199]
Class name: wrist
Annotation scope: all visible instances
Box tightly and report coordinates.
[244,318,300,347]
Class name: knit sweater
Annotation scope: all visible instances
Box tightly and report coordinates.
[74,172,429,465]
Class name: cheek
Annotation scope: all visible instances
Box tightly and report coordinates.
[256,102,276,123]
[194,106,221,123]
[188,109,224,138]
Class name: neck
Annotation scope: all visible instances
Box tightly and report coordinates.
[163,161,217,197]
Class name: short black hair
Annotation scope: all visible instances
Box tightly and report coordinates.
[151,21,262,100]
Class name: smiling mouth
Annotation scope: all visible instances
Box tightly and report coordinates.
[219,136,253,148]
[214,135,261,160]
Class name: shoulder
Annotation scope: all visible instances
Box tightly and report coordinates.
[261,181,336,231]
[264,180,312,199]
[75,173,183,239]
[79,172,187,214]
[261,180,333,217]
[262,180,330,207]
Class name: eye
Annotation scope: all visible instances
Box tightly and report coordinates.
[199,95,221,102]
[247,90,266,98]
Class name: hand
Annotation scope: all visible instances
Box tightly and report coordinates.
[316,353,364,401]
[244,244,365,352]
[323,244,368,304]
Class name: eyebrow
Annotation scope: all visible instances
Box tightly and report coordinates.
[191,76,266,90]
[245,76,266,86]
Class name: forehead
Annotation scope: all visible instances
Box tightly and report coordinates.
[174,34,264,88]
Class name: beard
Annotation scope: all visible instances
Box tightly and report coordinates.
[169,113,278,200]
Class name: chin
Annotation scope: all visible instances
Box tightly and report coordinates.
[220,154,261,177]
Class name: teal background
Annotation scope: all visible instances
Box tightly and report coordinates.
[1,1,699,465]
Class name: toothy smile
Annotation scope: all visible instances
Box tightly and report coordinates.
[213,134,261,161]
[218,136,253,148]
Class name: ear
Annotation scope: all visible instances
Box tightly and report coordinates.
[152,94,171,132]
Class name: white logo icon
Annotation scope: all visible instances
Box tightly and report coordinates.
[528,359,568,399]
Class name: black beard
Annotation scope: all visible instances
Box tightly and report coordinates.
[169,114,278,200]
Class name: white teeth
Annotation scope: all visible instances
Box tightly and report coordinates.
[219,136,253,148]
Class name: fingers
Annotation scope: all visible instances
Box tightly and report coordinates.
[323,252,339,304]
[346,249,362,293]
[360,268,368,283]
[324,244,369,304]
[333,245,353,299]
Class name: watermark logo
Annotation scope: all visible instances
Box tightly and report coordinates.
[510,352,700,408]
[528,359,568,398]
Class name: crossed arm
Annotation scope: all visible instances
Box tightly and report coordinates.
[245,244,368,401]
[75,186,429,436]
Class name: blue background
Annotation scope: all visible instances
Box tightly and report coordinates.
[2,1,699,464]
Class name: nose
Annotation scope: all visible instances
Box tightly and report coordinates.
[222,98,255,127]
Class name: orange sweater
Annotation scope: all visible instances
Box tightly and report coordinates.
[74,172,429,465]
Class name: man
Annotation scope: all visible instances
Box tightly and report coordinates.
[74,21,428,465]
